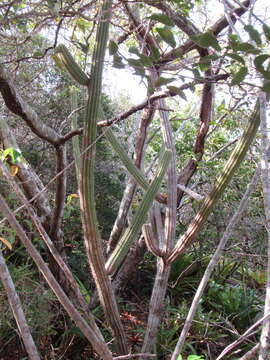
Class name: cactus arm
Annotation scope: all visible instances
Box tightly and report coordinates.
[104,127,166,203]
[142,223,165,257]
[53,45,89,86]
[104,127,150,189]
[79,0,128,355]
[70,88,81,183]
[167,100,261,264]
[105,149,172,275]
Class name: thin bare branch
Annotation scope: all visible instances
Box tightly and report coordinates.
[177,184,204,202]
[259,91,270,359]
[0,249,40,360]
[0,193,113,360]
[114,354,156,359]
[216,311,270,360]
[172,164,261,359]
[239,343,260,360]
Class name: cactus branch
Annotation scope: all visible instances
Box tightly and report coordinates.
[53,45,89,86]
[104,127,166,203]
[70,87,81,184]
[167,100,261,264]
[79,0,128,354]
[105,149,172,275]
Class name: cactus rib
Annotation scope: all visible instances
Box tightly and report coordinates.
[70,87,81,183]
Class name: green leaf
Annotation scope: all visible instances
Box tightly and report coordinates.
[156,27,176,48]
[76,18,90,33]
[263,24,270,42]
[231,66,248,85]
[233,42,260,54]
[197,54,218,71]
[226,53,245,65]
[229,33,239,43]
[167,86,187,100]
[198,60,210,71]
[113,54,124,69]
[262,80,270,94]
[149,13,175,26]
[192,68,202,80]
[189,83,195,92]
[202,54,219,61]
[177,355,183,360]
[150,46,161,61]
[134,67,146,77]
[33,50,43,57]
[138,54,153,67]
[127,58,145,76]
[254,54,270,72]
[128,46,140,56]
[262,71,270,80]
[217,100,226,112]
[192,32,221,51]
[154,77,175,87]
[127,58,143,68]
[187,356,205,360]
[109,40,118,55]
[244,25,262,45]
[2,148,22,163]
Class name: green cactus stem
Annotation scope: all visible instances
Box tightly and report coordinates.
[70,87,81,183]
[79,0,128,354]
[167,100,261,264]
[104,127,166,203]
[105,149,172,275]
[53,45,89,86]
[104,127,149,189]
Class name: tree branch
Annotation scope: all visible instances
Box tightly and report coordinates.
[0,249,40,360]
[157,0,251,66]
[0,65,60,145]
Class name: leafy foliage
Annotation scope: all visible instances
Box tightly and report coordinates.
[0,0,268,359]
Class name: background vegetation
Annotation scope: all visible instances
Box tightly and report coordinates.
[0,0,269,359]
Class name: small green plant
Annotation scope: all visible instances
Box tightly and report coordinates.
[178,354,205,360]
[205,281,261,331]
[0,147,23,164]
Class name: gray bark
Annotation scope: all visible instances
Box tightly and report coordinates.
[0,193,113,359]
[259,92,270,360]
[0,249,40,360]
